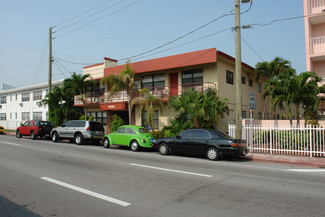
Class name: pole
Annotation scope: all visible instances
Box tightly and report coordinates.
[249,109,253,152]
[235,0,242,139]
[48,27,53,95]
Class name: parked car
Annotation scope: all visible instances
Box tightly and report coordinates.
[51,120,105,145]
[102,125,154,151]
[0,125,4,134]
[16,120,54,140]
[152,129,248,161]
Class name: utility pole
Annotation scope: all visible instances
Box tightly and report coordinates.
[48,27,53,95]
[235,0,242,139]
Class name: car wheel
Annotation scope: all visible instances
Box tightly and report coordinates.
[75,134,84,145]
[103,138,110,148]
[130,140,140,151]
[159,143,169,155]
[52,132,59,142]
[206,147,220,161]
[30,131,36,140]
[16,130,22,138]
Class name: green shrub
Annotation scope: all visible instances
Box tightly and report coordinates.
[111,115,124,132]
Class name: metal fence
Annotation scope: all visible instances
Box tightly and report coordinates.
[228,124,325,157]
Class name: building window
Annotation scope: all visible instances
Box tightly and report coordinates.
[277,114,280,120]
[142,74,165,90]
[242,76,246,84]
[0,113,6,120]
[22,112,30,121]
[226,70,234,85]
[141,110,159,130]
[258,112,262,120]
[258,83,261,93]
[0,96,6,104]
[33,91,42,101]
[87,112,107,126]
[33,112,42,121]
[249,79,253,87]
[267,113,270,120]
[22,93,30,102]
[242,111,246,119]
[182,68,203,87]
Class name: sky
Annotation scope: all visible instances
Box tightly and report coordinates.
[0,0,306,88]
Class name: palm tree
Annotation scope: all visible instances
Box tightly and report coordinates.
[131,89,163,130]
[64,72,95,120]
[255,57,294,119]
[101,61,134,125]
[169,88,229,129]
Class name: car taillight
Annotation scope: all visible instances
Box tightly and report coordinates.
[231,143,246,147]
[86,127,90,131]
[142,139,146,143]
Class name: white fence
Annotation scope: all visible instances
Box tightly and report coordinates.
[228,124,325,157]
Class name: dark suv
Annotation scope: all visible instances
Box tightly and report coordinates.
[50,120,105,145]
[16,120,54,140]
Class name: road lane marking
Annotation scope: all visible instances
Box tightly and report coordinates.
[40,177,131,207]
[1,141,21,146]
[288,169,325,173]
[130,163,213,178]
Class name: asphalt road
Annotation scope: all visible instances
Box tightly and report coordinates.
[0,135,325,217]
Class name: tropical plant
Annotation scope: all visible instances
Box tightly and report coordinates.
[110,114,125,132]
[101,61,134,124]
[63,72,95,120]
[131,88,163,131]
[255,57,294,119]
[168,88,229,129]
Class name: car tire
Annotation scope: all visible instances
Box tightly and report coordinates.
[130,140,140,151]
[52,132,59,142]
[16,130,22,138]
[75,134,84,145]
[206,147,220,161]
[30,131,36,140]
[103,138,110,148]
[159,143,170,155]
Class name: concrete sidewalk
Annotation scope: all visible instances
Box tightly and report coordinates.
[246,153,325,168]
[2,132,325,168]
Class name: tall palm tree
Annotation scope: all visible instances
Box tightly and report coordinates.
[64,72,95,120]
[101,61,134,124]
[255,57,294,119]
[131,88,163,130]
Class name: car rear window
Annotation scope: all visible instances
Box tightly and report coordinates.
[90,122,104,131]
[212,130,232,139]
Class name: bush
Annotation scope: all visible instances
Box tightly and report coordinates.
[111,115,124,132]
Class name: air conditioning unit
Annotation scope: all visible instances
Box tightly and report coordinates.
[19,103,23,107]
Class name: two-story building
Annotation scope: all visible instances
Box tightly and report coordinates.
[75,48,271,133]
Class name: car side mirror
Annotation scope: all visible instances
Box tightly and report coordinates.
[176,135,182,139]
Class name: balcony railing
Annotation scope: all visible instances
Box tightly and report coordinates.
[307,0,325,15]
[310,36,325,55]
[74,82,217,106]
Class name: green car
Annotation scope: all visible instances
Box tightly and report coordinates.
[102,125,154,151]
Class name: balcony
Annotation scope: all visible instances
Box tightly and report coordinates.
[307,0,325,24]
[310,36,325,61]
[74,82,218,107]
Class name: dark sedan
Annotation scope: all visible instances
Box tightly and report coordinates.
[152,129,248,161]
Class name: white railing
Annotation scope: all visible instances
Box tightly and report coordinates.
[307,0,325,15]
[228,124,325,157]
[310,36,325,55]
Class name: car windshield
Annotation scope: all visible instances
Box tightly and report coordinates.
[139,127,149,134]
[212,130,233,139]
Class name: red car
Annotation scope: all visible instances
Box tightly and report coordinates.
[16,120,54,140]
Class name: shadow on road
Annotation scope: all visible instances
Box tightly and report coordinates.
[0,195,41,217]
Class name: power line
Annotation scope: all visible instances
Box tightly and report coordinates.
[53,60,68,78]
[54,0,127,33]
[54,4,234,53]
[53,0,115,28]
[55,0,142,39]
[54,56,97,66]
[241,35,264,61]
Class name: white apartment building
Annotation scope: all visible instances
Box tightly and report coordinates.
[0,80,63,130]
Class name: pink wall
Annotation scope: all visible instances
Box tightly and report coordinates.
[243,119,325,126]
